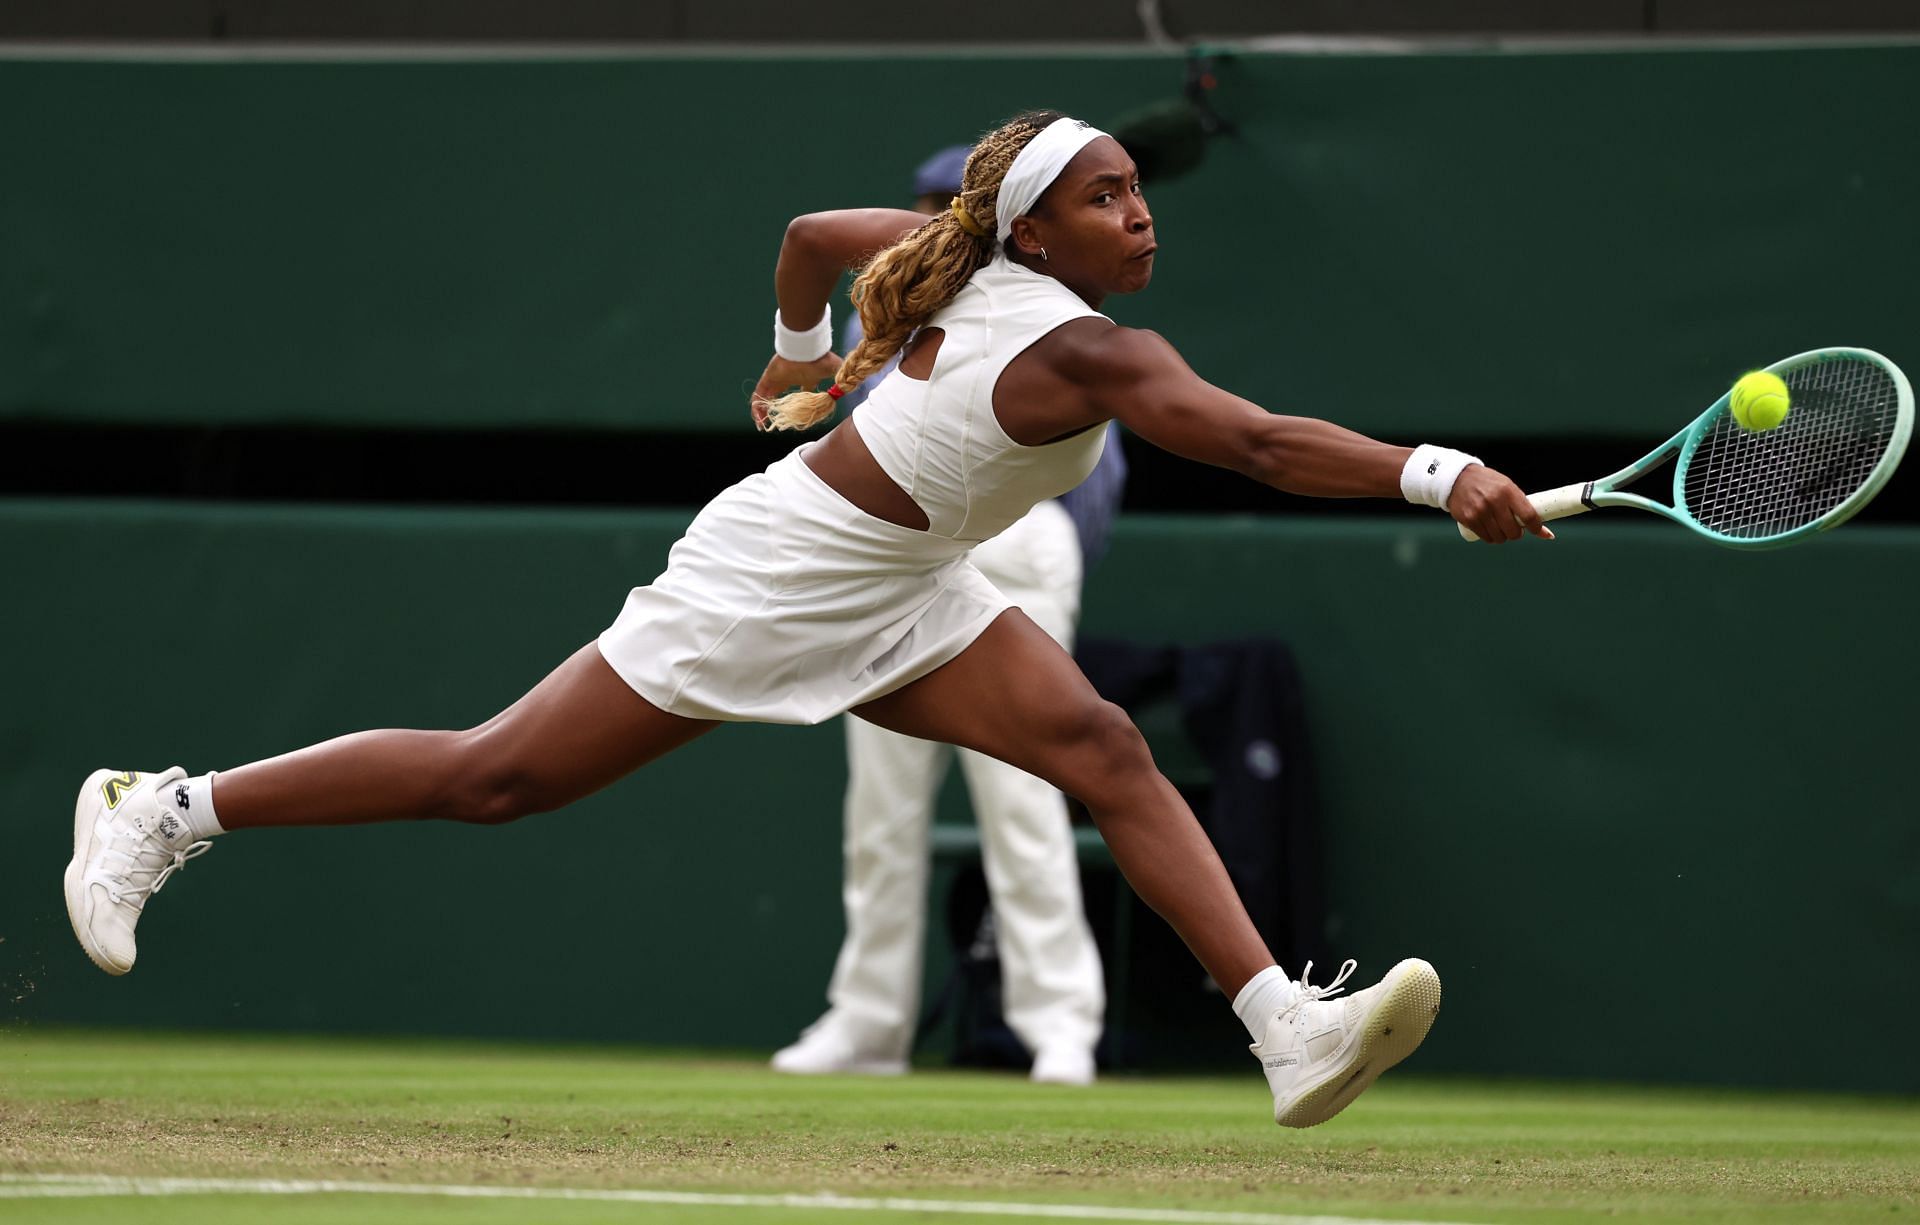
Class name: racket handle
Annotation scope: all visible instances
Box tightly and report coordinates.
[1457,482,1591,542]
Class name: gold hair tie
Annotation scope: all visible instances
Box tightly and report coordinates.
[950,197,987,238]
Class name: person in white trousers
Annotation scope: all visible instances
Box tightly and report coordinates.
[772,146,1114,1087]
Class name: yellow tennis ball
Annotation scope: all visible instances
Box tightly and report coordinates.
[1730,370,1790,432]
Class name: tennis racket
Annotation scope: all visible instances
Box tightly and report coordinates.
[1461,346,1912,548]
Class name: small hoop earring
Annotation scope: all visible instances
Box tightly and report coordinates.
[1039,247,1049,261]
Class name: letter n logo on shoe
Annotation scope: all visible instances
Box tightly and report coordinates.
[101,772,142,810]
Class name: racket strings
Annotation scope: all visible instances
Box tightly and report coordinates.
[1681,357,1901,539]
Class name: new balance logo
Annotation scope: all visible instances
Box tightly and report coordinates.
[175,784,190,811]
[100,772,141,810]
[1263,1055,1299,1070]
[1426,461,1439,475]
[158,813,181,841]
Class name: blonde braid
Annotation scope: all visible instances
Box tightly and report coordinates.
[760,110,1067,431]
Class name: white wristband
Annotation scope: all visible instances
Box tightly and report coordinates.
[1400,444,1482,510]
[773,307,833,362]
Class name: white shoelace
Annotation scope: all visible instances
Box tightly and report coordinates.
[103,838,211,906]
[1280,958,1358,1020]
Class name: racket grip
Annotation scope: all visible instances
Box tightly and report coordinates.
[1457,482,1591,542]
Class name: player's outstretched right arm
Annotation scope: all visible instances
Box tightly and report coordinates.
[1062,323,1548,542]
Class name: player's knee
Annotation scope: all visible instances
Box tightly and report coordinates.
[1067,700,1154,790]
[429,733,563,826]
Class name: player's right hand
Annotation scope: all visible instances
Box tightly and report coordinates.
[1448,466,1554,542]
[750,353,843,429]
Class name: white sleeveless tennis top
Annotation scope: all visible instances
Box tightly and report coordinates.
[851,252,1112,544]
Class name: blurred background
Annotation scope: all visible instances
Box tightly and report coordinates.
[3,2,1916,1094]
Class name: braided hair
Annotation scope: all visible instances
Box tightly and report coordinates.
[760,109,1068,431]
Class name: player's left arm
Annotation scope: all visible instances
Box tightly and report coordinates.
[1065,324,1545,541]
[774,208,929,331]
[752,209,929,426]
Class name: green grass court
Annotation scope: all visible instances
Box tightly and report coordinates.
[3,1030,1915,1223]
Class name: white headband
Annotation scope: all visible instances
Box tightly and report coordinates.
[995,117,1112,244]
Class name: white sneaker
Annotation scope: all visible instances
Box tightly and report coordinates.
[64,768,211,976]
[770,1013,908,1076]
[1252,957,1441,1128]
[1030,1045,1097,1086]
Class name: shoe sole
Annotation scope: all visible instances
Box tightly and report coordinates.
[1030,1071,1096,1087]
[1274,958,1441,1128]
[64,768,130,976]
[769,1058,909,1077]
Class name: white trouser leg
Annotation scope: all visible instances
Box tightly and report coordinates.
[959,748,1106,1056]
[961,501,1105,1057]
[825,714,949,1059]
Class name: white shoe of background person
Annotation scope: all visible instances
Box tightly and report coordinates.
[1252,958,1442,1128]
[1029,1044,1097,1087]
[770,1011,909,1077]
[65,767,211,975]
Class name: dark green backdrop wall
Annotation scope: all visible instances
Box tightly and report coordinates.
[3,502,1916,1093]
[3,42,1917,438]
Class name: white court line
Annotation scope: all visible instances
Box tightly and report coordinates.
[0,1174,1485,1225]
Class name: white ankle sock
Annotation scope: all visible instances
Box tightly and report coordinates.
[160,771,225,842]
[1232,965,1297,1042]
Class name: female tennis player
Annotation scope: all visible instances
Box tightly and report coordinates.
[66,110,1548,1129]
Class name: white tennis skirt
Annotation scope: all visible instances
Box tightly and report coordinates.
[597,446,1012,725]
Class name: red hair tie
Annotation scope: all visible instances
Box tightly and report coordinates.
[826,384,846,400]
